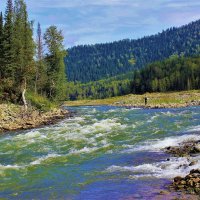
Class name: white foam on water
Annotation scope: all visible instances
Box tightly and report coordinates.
[147,115,159,123]
[123,134,200,153]
[107,109,117,113]
[0,164,22,170]
[106,155,200,179]
[0,153,63,173]
[69,142,111,155]
[69,146,99,154]
[92,118,126,132]
[66,118,126,138]
[90,108,97,113]
[67,116,85,122]
[94,133,104,138]
[186,125,200,132]
[30,153,61,165]
[14,130,42,140]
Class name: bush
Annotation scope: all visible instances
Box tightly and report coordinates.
[27,92,57,111]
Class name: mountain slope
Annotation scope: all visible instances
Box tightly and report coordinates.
[65,19,200,83]
[66,55,200,100]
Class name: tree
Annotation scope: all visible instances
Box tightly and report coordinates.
[3,0,15,79]
[44,26,67,101]
[0,12,4,78]
[13,0,35,110]
[35,22,47,94]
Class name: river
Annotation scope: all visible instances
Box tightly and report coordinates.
[0,106,200,199]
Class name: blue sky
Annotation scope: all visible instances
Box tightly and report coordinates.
[1,0,200,48]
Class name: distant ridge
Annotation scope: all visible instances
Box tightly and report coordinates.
[65,19,200,83]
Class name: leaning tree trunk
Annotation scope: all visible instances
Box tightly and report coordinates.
[22,78,28,112]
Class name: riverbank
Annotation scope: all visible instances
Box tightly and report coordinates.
[164,140,200,196]
[0,104,71,133]
[65,90,200,108]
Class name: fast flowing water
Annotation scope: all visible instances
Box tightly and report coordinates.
[0,106,200,200]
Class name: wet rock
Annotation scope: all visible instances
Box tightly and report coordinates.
[164,140,200,157]
[171,169,200,195]
[190,169,200,174]
[159,190,170,195]
[193,144,200,152]
[189,161,198,166]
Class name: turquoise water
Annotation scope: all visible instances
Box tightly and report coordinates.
[0,106,200,199]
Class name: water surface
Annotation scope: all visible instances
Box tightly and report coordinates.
[0,106,200,199]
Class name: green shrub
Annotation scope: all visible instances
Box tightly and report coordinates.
[27,92,57,111]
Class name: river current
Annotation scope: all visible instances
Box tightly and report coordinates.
[0,106,200,199]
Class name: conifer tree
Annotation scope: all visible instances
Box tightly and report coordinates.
[0,12,4,78]
[35,22,47,95]
[3,0,15,79]
[13,0,35,110]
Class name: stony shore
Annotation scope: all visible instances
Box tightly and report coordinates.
[120,99,200,109]
[0,104,71,133]
[164,140,200,196]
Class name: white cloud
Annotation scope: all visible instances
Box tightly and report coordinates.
[1,0,200,47]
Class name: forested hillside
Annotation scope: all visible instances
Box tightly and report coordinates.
[66,72,133,100]
[132,56,200,94]
[66,55,200,100]
[65,20,200,83]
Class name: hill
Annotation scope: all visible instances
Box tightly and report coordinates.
[132,55,200,94]
[65,19,200,83]
[66,55,200,100]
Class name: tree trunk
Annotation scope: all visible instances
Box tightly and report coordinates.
[34,73,38,94]
[22,78,28,112]
[34,61,39,94]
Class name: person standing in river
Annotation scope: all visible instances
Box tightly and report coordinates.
[144,97,148,105]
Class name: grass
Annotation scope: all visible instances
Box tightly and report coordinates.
[65,90,200,108]
[27,92,57,111]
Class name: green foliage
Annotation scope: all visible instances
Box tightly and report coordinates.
[0,0,67,109]
[3,0,15,79]
[13,0,35,88]
[44,26,64,54]
[35,22,47,95]
[66,76,132,100]
[0,12,4,71]
[27,92,56,111]
[128,56,136,65]
[65,20,200,83]
[44,26,67,101]
[132,56,200,94]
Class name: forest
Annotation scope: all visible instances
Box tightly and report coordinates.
[66,77,132,100]
[65,20,200,83]
[132,55,200,94]
[66,55,200,100]
[0,0,67,110]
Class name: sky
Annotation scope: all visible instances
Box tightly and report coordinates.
[1,0,200,48]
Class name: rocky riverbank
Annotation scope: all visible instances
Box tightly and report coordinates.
[164,140,200,196]
[171,169,200,195]
[0,104,71,133]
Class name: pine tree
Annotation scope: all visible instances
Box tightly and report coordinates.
[35,22,47,95]
[3,0,15,79]
[37,22,43,61]
[0,12,4,78]
[13,0,35,110]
